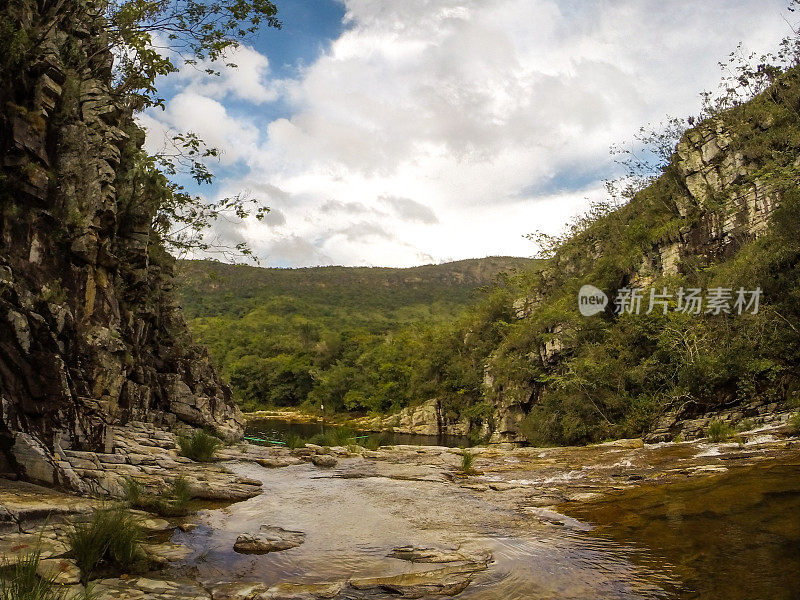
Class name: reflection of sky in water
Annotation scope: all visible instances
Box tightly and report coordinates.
[173,461,676,599]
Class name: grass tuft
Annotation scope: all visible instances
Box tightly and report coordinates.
[178,430,221,462]
[308,427,355,447]
[459,450,477,475]
[123,477,193,517]
[359,433,385,451]
[0,547,62,600]
[788,412,800,435]
[67,508,145,583]
[284,432,305,450]
[705,420,734,443]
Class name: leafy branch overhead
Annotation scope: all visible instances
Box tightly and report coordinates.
[105,0,281,260]
[106,0,281,108]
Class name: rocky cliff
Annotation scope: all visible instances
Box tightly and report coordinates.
[481,73,800,444]
[0,0,242,486]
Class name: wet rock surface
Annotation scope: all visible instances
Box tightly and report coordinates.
[233,526,306,554]
[0,423,798,600]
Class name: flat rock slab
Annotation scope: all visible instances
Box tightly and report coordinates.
[349,562,487,598]
[92,576,209,600]
[389,545,492,565]
[36,557,81,585]
[144,541,193,565]
[0,528,69,562]
[254,457,303,468]
[0,478,98,530]
[210,581,345,600]
[522,507,593,531]
[233,526,306,554]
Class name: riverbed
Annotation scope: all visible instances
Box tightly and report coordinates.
[2,426,798,600]
[170,437,800,599]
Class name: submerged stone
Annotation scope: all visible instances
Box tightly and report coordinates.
[233,526,305,554]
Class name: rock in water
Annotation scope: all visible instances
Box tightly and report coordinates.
[389,545,492,565]
[349,562,487,598]
[233,526,305,554]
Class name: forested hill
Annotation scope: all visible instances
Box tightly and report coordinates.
[174,256,541,413]
[176,257,539,321]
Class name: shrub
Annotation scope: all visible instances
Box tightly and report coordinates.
[308,427,355,447]
[789,412,800,434]
[68,508,145,582]
[123,477,193,517]
[178,430,221,462]
[359,434,385,451]
[284,432,305,450]
[705,420,734,442]
[307,432,331,446]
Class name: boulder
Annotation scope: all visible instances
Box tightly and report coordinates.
[310,455,338,468]
[233,526,305,554]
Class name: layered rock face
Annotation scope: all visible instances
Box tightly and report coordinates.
[0,1,242,485]
[487,114,787,443]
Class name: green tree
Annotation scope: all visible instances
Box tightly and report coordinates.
[106,0,281,260]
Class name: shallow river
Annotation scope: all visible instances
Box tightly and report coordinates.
[171,457,800,599]
[244,417,472,448]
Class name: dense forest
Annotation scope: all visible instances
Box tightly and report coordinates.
[175,257,539,415]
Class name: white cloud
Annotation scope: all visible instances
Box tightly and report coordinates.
[147,0,790,267]
[173,44,283,104]
[140,92,261,165]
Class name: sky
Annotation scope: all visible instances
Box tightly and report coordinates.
[139,0,792,268]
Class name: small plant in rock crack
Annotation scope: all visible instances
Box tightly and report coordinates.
[178,429,222,462]
[460,450,479,475]
[123,476,193,517]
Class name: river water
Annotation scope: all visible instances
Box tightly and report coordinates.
[171,455,800,599]
[244,417,472,448]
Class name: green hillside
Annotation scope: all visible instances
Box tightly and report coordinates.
[176,62,800,446]
[175,257,540,412]
[177,257,538,321]
[415,64,800,445]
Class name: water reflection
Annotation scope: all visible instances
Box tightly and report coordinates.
[244,417,472,448]
[174,461,677,599]
[563,459,800,600]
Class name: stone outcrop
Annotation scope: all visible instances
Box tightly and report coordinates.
[486,112,787,442]
[0,1,242,486]
[9,421,262,500]
[351,398,470,438]
[233,526,305,554]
